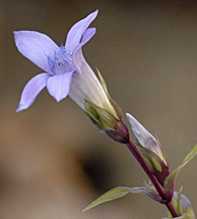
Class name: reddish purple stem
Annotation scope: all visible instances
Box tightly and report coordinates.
[126,139,179,218]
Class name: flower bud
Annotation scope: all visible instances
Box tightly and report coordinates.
[126,113,169,184]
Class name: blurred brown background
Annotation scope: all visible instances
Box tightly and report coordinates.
[0,0,197,218]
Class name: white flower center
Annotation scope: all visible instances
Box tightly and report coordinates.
[48,47,75,75]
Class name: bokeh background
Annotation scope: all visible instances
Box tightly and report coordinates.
[0,0,197,218]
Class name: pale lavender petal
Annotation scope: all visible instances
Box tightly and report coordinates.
[16,73,48,112]
[69,48,111,110]
[71,28,96,69]
[70,28,96,69]
[47,72,73,102]
[14,31,58,72]
[72,48,87,73]
[65,10,98,52]
[80,27,96,47]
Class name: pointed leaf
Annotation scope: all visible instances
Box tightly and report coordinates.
[82,186,131,211]
[83,185,162,212]
[164,145,197,192]
[182,145,197,167]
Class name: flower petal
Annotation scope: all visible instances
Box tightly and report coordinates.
[69,49,105,109]
[14,31,58,72]
[65,10,98,52]
[47,72,73,102]
[16,73,48,112]
[69,49,116,117]
[80,27,96,49]
[71,27,96,68]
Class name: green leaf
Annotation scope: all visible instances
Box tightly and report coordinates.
[182,145,197,167]
[82,186,131,212]
[164,145,197,192]
[83,185,162,212]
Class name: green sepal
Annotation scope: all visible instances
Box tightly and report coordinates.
[164,145,197,193]
[96,68,109,97]
[139,146,163,172]
[85,100,129,143]
[96,68,124,119]
[85,100,117,130]
[139,146,169,184]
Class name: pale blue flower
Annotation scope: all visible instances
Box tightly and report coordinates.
[14,10,98,112]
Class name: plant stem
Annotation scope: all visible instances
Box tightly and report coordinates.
[127,139,179,218]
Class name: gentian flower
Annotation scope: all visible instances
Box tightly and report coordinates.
[14,10,98,112]
[15,9,128,143]
[69,49,129,143]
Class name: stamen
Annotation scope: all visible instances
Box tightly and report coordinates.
[48,47,75,75]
